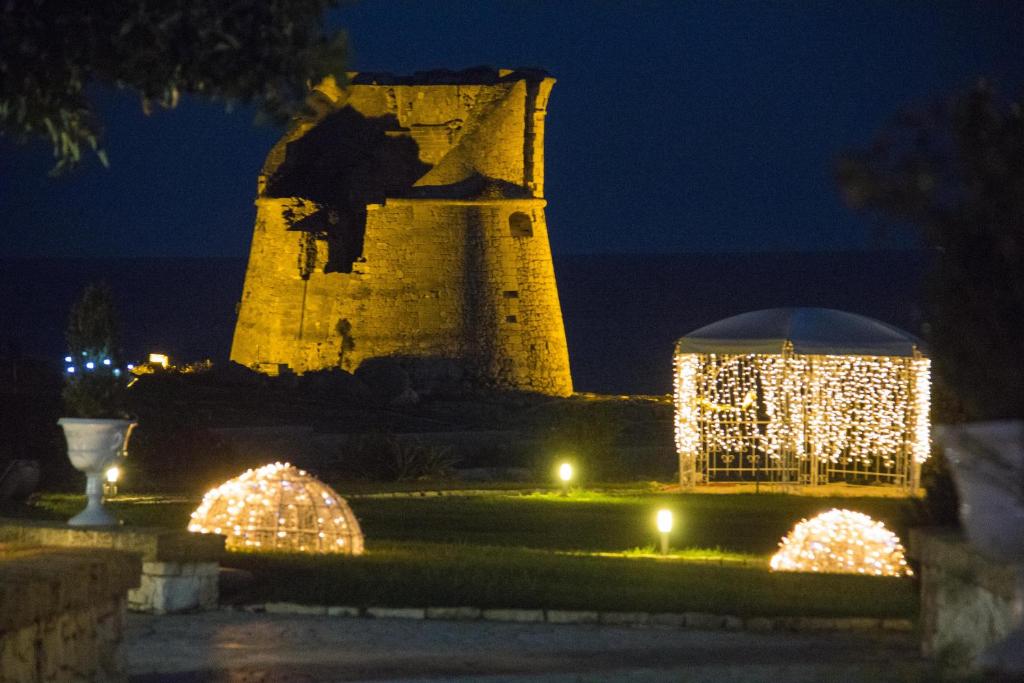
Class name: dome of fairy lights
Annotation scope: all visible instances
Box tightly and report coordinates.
[769,508,911,576]
[188,462,364,554]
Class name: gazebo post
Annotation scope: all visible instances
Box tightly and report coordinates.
[910,459,921,493]
[679,451,696,491]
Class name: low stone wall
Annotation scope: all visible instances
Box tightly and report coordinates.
[0,519,224,615]
[0,545,140,682]
[246,601,914,633]
[910,528,1019,669]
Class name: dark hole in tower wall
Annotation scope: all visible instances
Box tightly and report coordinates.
[266,107,430,274]
[509,212,533,237]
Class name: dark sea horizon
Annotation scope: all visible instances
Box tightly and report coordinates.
[0,251,929,395]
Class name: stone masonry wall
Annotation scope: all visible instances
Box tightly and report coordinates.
[0,519,225,616]
[0,547,139,683]
[910,529,1019,670]
[231,69,573,396]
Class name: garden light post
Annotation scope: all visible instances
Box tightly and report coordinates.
[558,462,573,496]
[104,465,120,498]
[657,509,673,555]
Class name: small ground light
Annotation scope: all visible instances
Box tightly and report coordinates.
[104,466,120,498]
[558,462,573,496]
[148,353,169,368]
[656,509,673,555]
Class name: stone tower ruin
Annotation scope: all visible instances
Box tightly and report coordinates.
[230,69,573,396]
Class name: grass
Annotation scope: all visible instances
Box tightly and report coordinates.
[226,542,916,618]
[20,488,920,618]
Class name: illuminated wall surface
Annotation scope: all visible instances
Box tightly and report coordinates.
[674,352,931,489]
[231,69,573,396]
[770,508,912,576]
[188,463,364,554]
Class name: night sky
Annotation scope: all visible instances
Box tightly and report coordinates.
[1,1,1020,258]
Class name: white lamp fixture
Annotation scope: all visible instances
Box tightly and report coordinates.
[557,461,573,496]
[656,509,673,555]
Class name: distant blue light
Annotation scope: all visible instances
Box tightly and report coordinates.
[102,358,111,366]
[113,369,122,377]
[64,356,72,363]
[127,364,135,370]
[67,367,75,374]
[85,361,95,370]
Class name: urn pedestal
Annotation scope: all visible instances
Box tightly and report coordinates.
[58,418,136,527]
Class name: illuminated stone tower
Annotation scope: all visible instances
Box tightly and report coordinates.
[230,69,573,396]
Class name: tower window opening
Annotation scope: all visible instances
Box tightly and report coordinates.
[509,212,533,237]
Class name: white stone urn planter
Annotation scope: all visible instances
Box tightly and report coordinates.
[58,418,136,527]
[938,420,1024,675]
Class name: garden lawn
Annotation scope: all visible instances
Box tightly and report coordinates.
[26,489,919,618]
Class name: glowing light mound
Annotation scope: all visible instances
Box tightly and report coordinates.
[188,463,364,555]
[769,509,912,577]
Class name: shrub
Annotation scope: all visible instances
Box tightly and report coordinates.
[62,282,129,418]
[340,432,460,481]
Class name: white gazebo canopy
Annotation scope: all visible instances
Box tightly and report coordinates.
[674,307,925,358]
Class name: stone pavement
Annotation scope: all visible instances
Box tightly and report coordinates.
[124,611,933,682]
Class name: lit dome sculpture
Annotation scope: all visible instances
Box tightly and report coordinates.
[188,463,364,554]
[674,308,931,491]
[769,508,912,576]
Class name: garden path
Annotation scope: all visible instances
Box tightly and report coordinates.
[124,611,929,682]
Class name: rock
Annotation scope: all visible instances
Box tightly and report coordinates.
[389,386,420,406]
[355,358,412,404]
[0,460,39,502]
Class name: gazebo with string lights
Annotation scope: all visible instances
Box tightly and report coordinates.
[673,308,930,492]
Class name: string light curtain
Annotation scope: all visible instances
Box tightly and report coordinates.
[674,308,931,491]
[189,462,364,554]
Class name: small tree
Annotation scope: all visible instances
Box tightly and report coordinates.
[62,282,129,418]
[836,82,1024,421]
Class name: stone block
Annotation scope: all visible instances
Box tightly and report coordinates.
[546,610,599,625]
[599,611,651,626]
[684,612,725,630]
[649,612,687,628]
[426,606,481,621]
[745,617,774,632]
[0,517,225,564]
[366,607,426,620]
[143,561,182,577]
[796,617,839,631]
[481,609,545,623]
[265,603,328,615]
[129,562,219,614]
[881,618,914,632]
[836,617,881,631]
[722,615,744,630]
